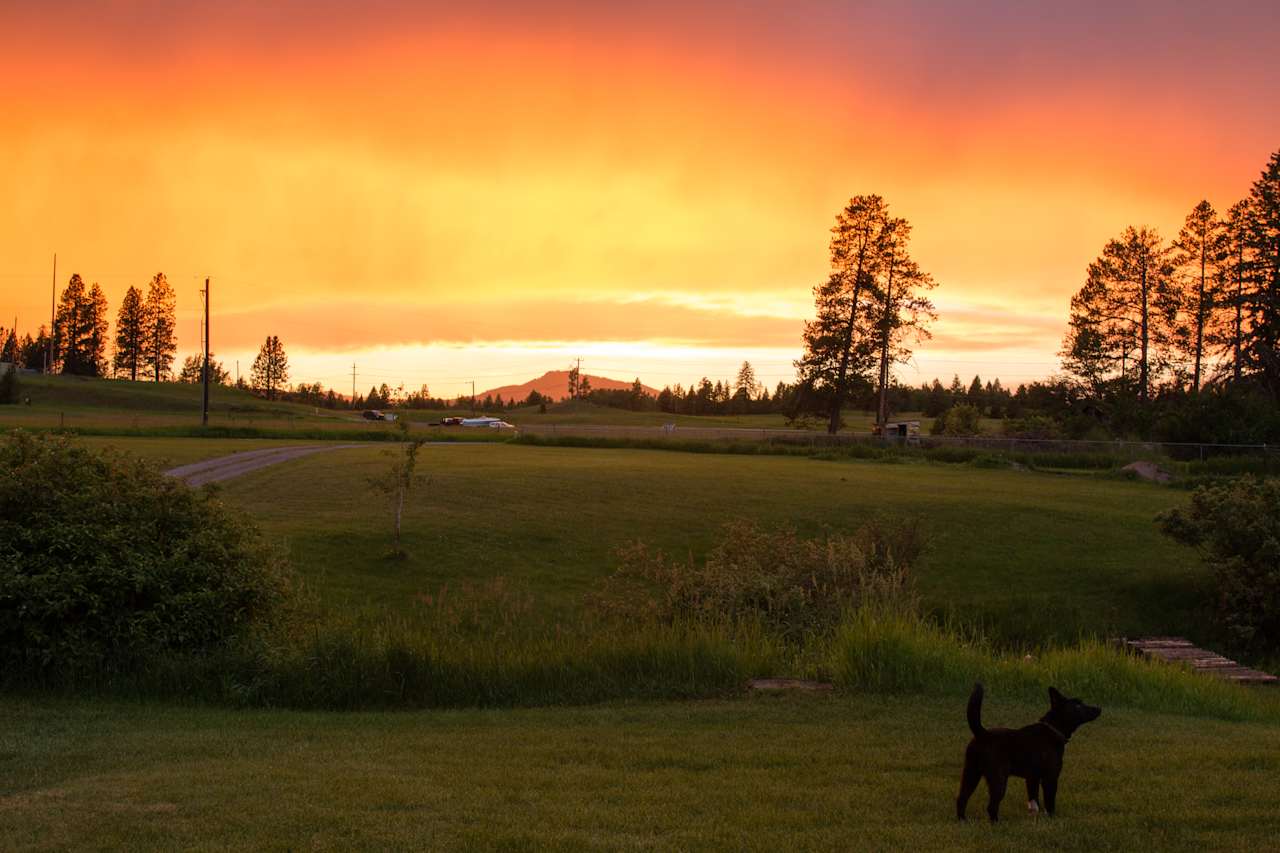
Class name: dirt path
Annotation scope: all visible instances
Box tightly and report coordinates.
[164,444,366,486]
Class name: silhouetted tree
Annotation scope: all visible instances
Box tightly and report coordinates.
[1171,200,1226,392]
[250,335,289,400]
[143,273,177,382]
[1241,150,1280,392]
[869,217,937,426]
[178,352,229,384]
[1220,200,1254,383]
[113,286,146,380]
[1062,226,1175,402]
[54,275,107,376]
[798,195,890,433]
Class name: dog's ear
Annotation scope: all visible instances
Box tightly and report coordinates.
[1048,687,1064,706]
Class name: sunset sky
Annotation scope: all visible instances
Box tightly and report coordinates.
[3,1,1279,397]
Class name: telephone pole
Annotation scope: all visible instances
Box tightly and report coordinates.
[201,277,210,426]
[351,362,357,408]
[470,380,476,414]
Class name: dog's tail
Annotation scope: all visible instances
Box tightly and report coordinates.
[967,683,987,738]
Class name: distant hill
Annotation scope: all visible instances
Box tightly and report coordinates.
[480,370,659,403]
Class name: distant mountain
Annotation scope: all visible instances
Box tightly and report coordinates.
[479,370,659,403]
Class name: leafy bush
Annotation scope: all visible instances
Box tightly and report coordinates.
[0,431,290,674]
[1001,414,1062,440]
[929,404,982,436]
[589,519,924,641]
[1158,477,1280,651]
[0,363,18,404]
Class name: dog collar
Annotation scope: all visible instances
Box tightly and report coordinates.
[1039,720,1068,742]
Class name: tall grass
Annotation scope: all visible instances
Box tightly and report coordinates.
[829,606,1276,722]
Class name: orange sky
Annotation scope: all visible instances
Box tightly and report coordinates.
[3,1,1278,395]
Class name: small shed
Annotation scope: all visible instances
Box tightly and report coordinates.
[873,420,920,440]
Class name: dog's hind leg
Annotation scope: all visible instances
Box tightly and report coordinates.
[956,763,982,821]
[984,771,1007,822]
[1025,778,1040,815]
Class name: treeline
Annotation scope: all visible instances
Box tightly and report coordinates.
[1,273,177,380]
[1055,147,1280,442]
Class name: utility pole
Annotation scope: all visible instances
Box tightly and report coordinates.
[46,253,56,374]
[351,362,357,408]
[201,277,210,426]
[470,380,476,414]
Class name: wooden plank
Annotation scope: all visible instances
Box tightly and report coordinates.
[1115,636,1277,685]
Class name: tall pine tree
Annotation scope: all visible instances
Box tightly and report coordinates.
[1171,200,1226,392]
[1241,149,1280,391]
[143,273,177,382]
[113,285,146,380]
[251,335,289,400]
[1062,226,1176,402]
[798,195,889,433]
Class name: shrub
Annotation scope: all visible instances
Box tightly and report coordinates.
[0,363,18,404]
[1158,477,1280,651]
[929,404,982,436]
[0,431,290,674]
[589,519,924,641]
[1000,414,1062,440]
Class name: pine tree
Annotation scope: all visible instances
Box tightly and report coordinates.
[143,273,177,382]
[734,361,760,398]
[86,283,109,377]
[798,195,891,433]
[250,335,289,400]
[1241,149,1280,391]
[1061,226,1175,402]
[113,286,147,381]
[0,328,16,364]
[178,352,229,384]
[566,364,580,400]
[869,216,936,426]
[54,274,105,376]
[1171,200,1226,392]
[1220,200,1254,383]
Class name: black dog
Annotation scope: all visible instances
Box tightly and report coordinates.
[956,683,1101,821]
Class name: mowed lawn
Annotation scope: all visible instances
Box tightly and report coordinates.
[2,693,1278,851]
[119,440,1205,644]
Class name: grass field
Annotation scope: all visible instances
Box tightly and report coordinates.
[1,372,970,434]
[3,692,1278,851]
[166,441,1197,645]
[5,431,1277,849]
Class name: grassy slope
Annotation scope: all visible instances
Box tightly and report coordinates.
[0,373,413,435]
[191,442,1202,644]
[2,694,1277,851]
[3,373,997,433]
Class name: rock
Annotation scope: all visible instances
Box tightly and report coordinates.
[1122,460,1172,483]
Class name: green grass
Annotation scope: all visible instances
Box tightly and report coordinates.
[190,442,1203,645]
[3,693,1278,851]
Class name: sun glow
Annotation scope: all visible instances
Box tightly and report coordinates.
[2,2,1277,391]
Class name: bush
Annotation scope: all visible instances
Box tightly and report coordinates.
[589,519,924,641]
[0,431,290,674]
[1001,414,1062,440]
[929,404,982,436]
[0,363,18,404]
[1158,477,1280,651]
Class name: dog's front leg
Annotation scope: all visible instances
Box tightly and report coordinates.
[1043,774,1059,816]
[1025,777,1040,815]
